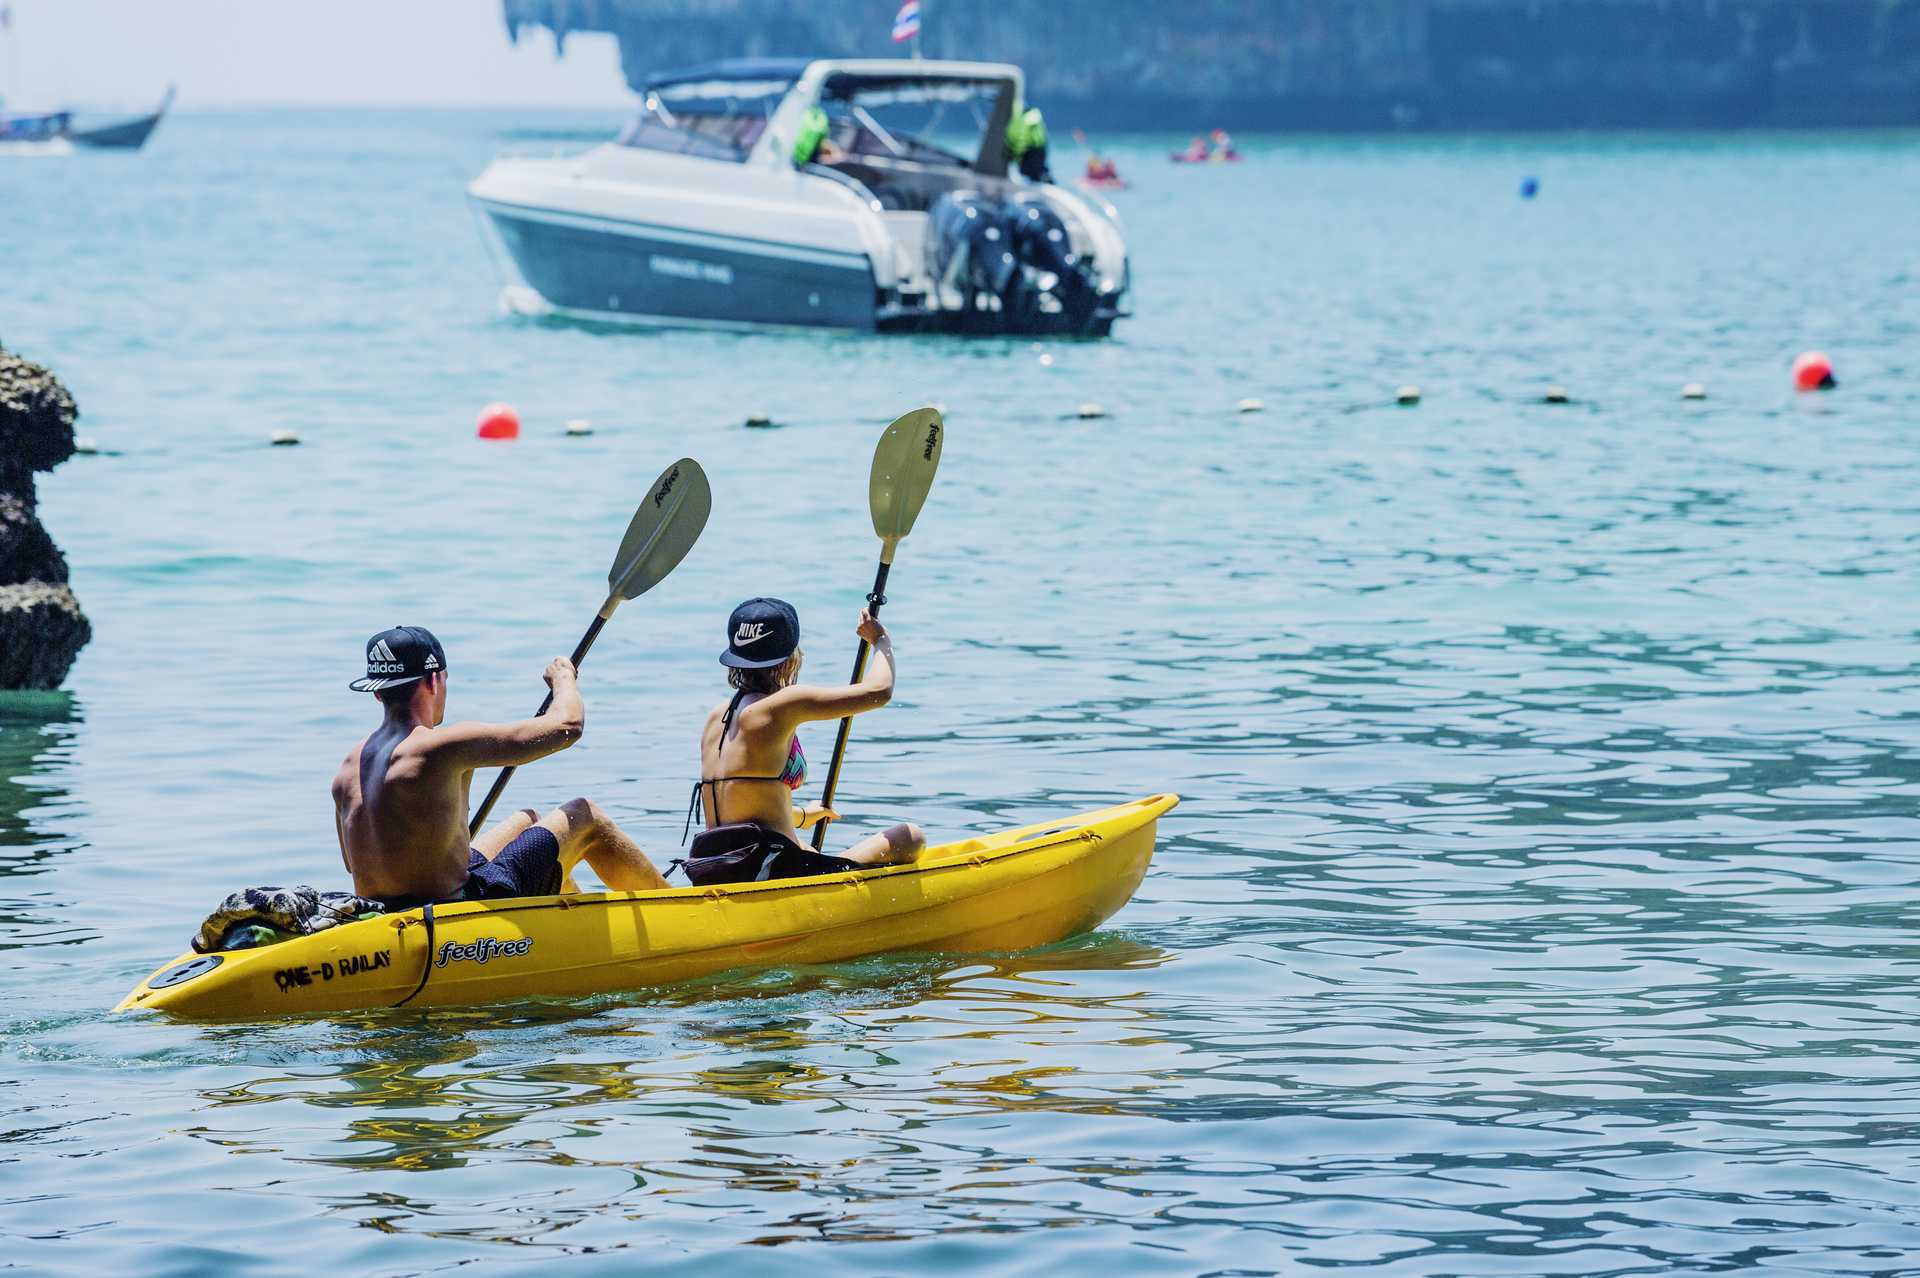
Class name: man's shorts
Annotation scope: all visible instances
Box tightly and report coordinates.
[375,826,563,912]
[463,825,563,899]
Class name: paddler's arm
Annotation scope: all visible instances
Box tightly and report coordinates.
[763,609,896,728]
[794,802,839,829]
[433,657,587,769]
[331,760,353,874]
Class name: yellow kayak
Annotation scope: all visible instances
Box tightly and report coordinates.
[117,794,1177,1019]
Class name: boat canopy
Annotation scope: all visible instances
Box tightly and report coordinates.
[820,69,1013,104]
[645,58,810,104]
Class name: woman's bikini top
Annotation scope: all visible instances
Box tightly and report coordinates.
[684,688,806,840]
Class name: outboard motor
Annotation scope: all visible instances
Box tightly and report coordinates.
[926,191,1101,334]
[1005,196,1098,329]
[927,191,1017,305]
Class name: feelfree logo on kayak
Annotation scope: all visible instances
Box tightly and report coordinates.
[435,936,533,968]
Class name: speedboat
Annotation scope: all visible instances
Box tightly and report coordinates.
[468,58,1131,337]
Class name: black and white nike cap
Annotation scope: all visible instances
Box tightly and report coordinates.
[721,597,799,670]
[349,625,447,692]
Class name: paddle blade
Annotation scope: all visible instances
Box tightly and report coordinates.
[608,458,712,599]
[869,407,944,549]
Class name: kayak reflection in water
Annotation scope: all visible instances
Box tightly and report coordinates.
[687,598,925,884]
[332,625,669,910]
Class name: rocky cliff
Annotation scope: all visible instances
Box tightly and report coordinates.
[0,348,91,691]
[504,0,1920,129]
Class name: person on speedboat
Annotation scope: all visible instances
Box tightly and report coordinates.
[792,106,848,167]
[687,598,924,882]
[333,625,669,911]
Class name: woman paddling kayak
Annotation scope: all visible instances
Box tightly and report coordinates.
[682,597,925,884]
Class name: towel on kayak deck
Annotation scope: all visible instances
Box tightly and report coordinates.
[192,885,384,953]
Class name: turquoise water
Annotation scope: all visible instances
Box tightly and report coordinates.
[5,110,1920,1273]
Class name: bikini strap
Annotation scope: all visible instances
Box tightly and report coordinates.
[720,687,751,737]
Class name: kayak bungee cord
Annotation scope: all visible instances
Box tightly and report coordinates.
[392,902,436,1008]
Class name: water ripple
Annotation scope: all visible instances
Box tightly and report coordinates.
[4,117,1920,1274]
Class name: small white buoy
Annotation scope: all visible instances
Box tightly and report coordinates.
[73,437,100,455]
[1076,402,1107,419]
[744,412,775,429]
[1396,385,1421,406]
[564,418,594,436]
[270,429,301,446]
[1236,398,1264,414]
[1543,386,1570,404]
[1038,353,1055,367]
[1681,383,1707,400]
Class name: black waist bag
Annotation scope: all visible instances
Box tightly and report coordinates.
[678,823,858,887]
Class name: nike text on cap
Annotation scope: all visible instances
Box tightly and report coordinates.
[349,625,447,692]
[721,597,799,670]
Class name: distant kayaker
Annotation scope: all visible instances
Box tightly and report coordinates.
[685,598,924,883]
[332,625,668,909]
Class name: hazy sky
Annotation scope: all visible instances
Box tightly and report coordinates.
[1,0,632,107]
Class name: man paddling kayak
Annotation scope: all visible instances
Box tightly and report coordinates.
[333,625,668,909]
[684,599,924,883]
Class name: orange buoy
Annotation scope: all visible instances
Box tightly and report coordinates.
[1792,351,1836,392]
[476,402,521,439]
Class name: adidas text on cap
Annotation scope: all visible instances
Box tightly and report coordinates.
[349,625,447,692]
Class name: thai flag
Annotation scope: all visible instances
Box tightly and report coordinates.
[892,0,920,43]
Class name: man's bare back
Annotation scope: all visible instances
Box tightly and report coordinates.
[334,627,667,906]
[332,719,477,901]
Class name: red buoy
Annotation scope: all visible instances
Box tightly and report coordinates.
[476,402,521,439]
[1792,351,1836,392]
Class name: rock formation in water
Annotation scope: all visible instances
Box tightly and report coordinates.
[0,347,91,690]
[503,0,1920,129]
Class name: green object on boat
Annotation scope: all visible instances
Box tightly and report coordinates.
[793,106,830,167]
[1007,106,1047,157]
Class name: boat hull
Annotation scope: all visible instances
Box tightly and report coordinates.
[483,202,881,331]
[69,110,165,150]
[116,795,1177,1019]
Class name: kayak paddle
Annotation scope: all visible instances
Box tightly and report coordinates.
[468,457,713,836]
[811,408,944,849]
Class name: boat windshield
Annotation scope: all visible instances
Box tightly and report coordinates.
[618,67,1012,171]
[618,72,793,163]
[816,76,1005,170]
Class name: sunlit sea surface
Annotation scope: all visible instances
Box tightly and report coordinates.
[4,111,1920,1275]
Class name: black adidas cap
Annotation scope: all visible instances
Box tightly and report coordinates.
[721,597,799,670]
[349,625,446,693]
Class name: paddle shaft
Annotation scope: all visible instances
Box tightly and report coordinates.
[468,597,617,836]
[811,558,892,849]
